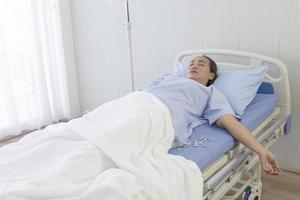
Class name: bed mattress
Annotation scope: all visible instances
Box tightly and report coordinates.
[168,93,278,170]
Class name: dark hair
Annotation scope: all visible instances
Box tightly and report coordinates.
[203,55,218,86]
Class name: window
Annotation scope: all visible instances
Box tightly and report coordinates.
[0,0,71,139]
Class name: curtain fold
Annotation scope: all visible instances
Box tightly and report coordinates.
[0,0,71,139]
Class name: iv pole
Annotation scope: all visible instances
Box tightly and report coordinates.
[124,0,135,91]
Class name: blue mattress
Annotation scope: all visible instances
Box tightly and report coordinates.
[168,93,278,170]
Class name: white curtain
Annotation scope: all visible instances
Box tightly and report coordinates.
[0,0,71,139]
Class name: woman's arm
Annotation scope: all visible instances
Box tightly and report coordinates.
[216,114,281,175]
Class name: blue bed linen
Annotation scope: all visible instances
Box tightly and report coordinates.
[168,93,278,170]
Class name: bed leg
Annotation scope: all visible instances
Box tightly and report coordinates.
[253,162,262,183]
[242,164,262,200]
[242,182,262,200]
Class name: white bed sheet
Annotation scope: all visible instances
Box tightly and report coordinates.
[0,92,203,200]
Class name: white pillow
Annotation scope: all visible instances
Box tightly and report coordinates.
[213,65,268,117]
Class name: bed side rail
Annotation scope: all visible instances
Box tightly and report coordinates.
[203,116,287,200]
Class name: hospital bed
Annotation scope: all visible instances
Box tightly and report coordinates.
[0,49,290,200]
[169,49,291,200]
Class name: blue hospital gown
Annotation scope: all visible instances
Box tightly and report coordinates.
[143,73,235,142]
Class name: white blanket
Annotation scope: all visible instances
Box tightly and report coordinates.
[0,92,203,200]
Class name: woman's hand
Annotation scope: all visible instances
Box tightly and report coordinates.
[258,150,281,175]
[216,115,282,176]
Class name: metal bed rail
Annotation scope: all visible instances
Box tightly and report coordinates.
[203,116,287,200]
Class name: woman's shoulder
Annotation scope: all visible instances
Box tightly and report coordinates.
[209,84,222,93]
[208,84,230,101]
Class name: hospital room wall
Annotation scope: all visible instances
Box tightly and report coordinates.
[70,0,132,112]
[129,0,300,171]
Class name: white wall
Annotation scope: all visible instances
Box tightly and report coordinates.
[70,0,132,112]
[129,0,300,170]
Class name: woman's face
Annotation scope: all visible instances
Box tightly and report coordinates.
[187,56,215,85]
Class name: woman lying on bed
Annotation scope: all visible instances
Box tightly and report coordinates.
[143,55,281,176]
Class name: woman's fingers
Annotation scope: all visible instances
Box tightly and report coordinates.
[264,161,281,175]
[262,161,271,172]
[269,154,281,174]
[259,150,281,175]
[271,157,281,171]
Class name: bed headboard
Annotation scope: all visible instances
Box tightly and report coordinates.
[174,49,291,119]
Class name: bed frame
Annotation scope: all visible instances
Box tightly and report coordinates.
[175,49,291,200]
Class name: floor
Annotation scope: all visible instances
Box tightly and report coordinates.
[260,170,300,200]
